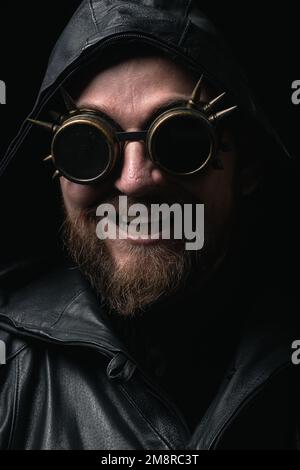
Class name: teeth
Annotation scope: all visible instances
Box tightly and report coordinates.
[119,214,149,223]
[101,209,179,239]
[117,213,166,225]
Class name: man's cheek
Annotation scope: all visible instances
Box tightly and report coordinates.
[60,177,106,209]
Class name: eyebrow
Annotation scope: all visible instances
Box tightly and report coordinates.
[77,98,189,130]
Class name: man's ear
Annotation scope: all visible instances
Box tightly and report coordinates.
[240,159,262,196]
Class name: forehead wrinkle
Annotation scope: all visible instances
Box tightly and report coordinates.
[77,92,191,130]
[76,55,198,128]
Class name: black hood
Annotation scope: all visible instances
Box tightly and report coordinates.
[0,0,292,176]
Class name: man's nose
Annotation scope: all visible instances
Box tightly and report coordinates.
[114,140,165,197]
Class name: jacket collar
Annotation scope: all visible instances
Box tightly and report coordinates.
[189,303,297,449]
[0,260,296,365]
[0,262,127,359]
[0,260,297,448]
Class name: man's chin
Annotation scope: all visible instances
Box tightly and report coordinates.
[105,234,184,260]
[63,213,192,316]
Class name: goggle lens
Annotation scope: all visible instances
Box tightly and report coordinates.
[52,121,112,182]
[150,115,213,174]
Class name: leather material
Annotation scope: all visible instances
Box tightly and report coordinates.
[0,262,300,450]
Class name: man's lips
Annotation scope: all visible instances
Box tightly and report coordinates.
[94,196,200,247]
[103,211,176,244]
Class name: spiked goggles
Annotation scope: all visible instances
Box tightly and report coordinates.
[28,75,237,184]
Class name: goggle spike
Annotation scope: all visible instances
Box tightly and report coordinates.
[60,87,77,112]
[203,92,226,114]
[52,170,60,180]
[188,74,204,107]
[208,105,238,123]
[28,118,55,132]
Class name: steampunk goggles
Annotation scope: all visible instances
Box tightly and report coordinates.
[28,75,237,184]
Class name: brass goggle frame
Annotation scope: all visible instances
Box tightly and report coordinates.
[28,74,237,184]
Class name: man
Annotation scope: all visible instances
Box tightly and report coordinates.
[0,0,299,450]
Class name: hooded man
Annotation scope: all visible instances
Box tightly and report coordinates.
[0,0,299,450]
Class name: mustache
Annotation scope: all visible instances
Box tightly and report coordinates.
[82,192,202,220]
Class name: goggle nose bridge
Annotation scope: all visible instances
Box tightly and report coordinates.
[116,130,148,142]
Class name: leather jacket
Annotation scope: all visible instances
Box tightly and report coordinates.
[0,262,299,450]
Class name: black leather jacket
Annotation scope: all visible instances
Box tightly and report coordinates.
[0,262,299,450]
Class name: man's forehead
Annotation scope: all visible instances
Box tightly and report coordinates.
[78,54,196,98]
[75,55,209,128]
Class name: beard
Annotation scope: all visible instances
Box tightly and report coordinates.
[62,197,229,317]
